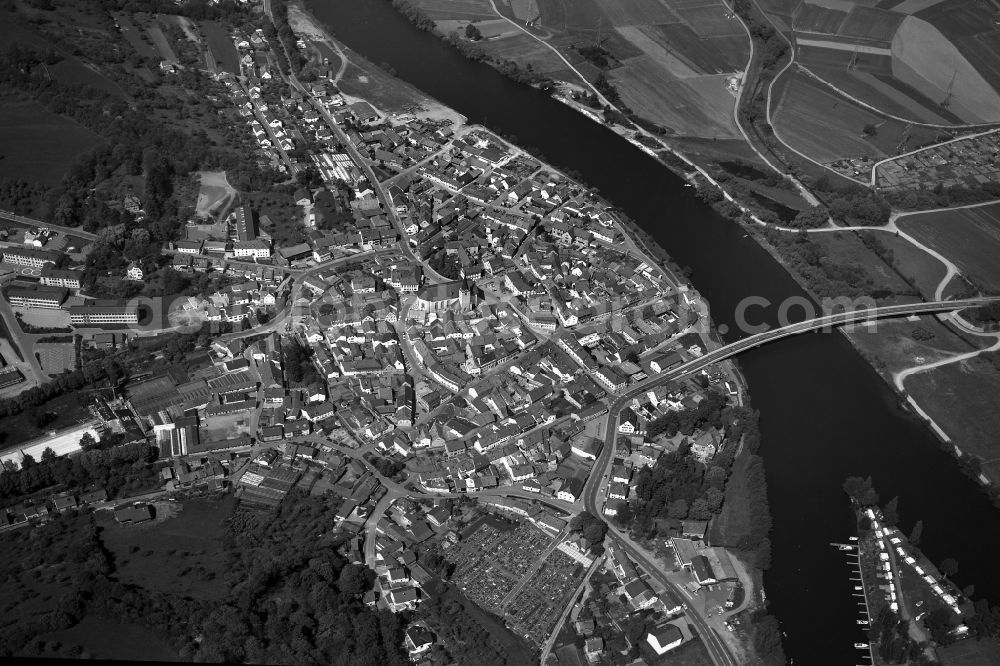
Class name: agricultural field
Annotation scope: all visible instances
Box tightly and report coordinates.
[838,6,905,43]
[418,0,496,21]
[0,101,101,187]
[797,47,963,125]
[915,0,1000,94]
[891,17,1000,123]
[767,0,1000,127]
[609,58,739,137]
[897,204,1000,294]
[904,356,1000,485]
[423,0,749,137]
[771,73,892,162]
[635,23,748,74]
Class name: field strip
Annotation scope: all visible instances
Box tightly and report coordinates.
[615,25,701,79]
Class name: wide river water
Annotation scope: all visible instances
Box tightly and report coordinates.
[306,1,1000,661]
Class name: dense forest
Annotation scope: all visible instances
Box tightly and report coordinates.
[1,494,411,664]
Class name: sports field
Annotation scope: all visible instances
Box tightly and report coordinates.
[897,204,1000,293]
[195,170,236,221]
[0,101,101,187]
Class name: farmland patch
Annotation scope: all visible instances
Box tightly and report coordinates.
[645,23,748,73]
[772,73,889,162]
[609,57,738,137]
[793,3,849,34]
[592,0,678,27]
[673,4,744,37]
[891,17,1000,123]
[838,6,905,43]
[898,204,1000,293]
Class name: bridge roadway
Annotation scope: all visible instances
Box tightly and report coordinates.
[582,296,1000,666]
[645,297,1000,392]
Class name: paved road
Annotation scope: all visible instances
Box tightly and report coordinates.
[605,297,1000,400]
[0,210,97,241]
[0,296,46,385]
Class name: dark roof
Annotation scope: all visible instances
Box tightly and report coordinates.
[651,623,682,647]
[114,503,152,523]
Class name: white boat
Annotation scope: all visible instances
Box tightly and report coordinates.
[857,619,869,625]
[855,642,869,649]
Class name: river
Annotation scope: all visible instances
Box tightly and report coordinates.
[304,1,1000,661]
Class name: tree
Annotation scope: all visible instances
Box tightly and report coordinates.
[41,447,57,463]
[940,558,959,577]
[20,454,36,468]
[882,496,899,526]
[667,499,688,519]
[79,432,99,451]
[862,123,878,137]
[909,519,923,546]
[464,23,482,41]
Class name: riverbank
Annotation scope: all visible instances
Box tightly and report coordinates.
[293,2,1000,662]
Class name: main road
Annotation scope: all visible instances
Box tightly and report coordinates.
[581,296,1000,666]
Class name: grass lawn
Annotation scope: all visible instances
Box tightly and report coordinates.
[709,452,756,549]
[844,315,985,379]
[898,204,1000,294]
[0,101,102,187]
[878,232,947,299]
[97,496,236,601]
[904,355,1000,484]
[639,635,714,666]
[936,635,1000,666]
[337,60,431,114]
[201,20,239,74]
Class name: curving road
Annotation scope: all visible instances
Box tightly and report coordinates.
[580,295,1000,666]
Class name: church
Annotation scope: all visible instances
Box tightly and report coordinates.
[412,278,476,313]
